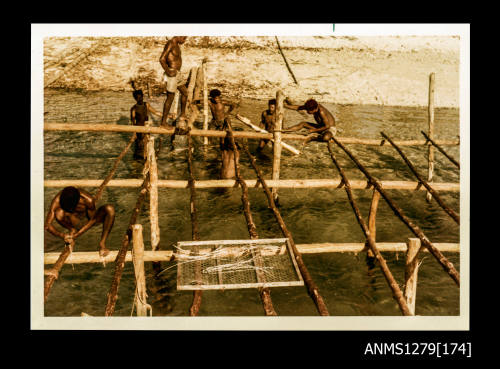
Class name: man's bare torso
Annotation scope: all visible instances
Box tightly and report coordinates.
[313,105,335,128]
[209,100,226,121]
[164,41,182,74]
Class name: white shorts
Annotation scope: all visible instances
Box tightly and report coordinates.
[164,72,178,93]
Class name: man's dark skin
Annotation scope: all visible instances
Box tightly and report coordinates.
[208,93,236,129]
[44,188,115,258]
[159,36,188,127]
[257,100,276,151]
[130,90,161,159]
[283,98,336,143]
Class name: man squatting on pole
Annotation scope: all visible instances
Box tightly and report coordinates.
[44,187,116,264]
[159,36,189,127]
[283,97,337,144]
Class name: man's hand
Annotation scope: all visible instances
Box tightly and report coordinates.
[64,234,75,246]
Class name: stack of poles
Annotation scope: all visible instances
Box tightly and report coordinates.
[427,73,435,203]
[226,124,278,316]
[104,137,164,316]
[381,132,459,225]
[329,135,460,286]
[326,142,412,315]
[44,133,137,303]
[239,91,329,316]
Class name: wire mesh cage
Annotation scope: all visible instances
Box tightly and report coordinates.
[176,238,304,290]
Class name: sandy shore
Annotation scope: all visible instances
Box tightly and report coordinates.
[43,36,460,108]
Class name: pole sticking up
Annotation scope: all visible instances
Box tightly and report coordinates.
[132,224,151,316]
[427,73,435,203]
[275,36,299,85]
[381,132,459,225]
[105,139,164,316]
[202,60,209,146]
[329,135,460,286]
[226,124,278,316]
[241,144,330,316]
[421,131,460,169]
[326,141,412,316]
[187,134,203,316]
[404,238,421,316]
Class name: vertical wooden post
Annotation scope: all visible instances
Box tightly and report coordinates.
[202,61,209,146]
[366,189,381,258]
[404,238,421,316]
[147,137,160,252]
[426,73,435,203]
[272,90,284,203]
[147,82,152,98]
[171,90,180,120]
[186,67,198,125]
[132,224,148,316]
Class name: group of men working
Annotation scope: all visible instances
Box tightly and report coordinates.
[44,36,338,259]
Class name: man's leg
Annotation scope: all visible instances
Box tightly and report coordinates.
[161,92,176,127]
[177,85,188,119]
[92,204,116,257]
[282,121,315,132]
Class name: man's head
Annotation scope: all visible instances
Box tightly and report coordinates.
[132,89,144,103]
[210,89,222,102]
[304,99,319,114]
[174,36,188,44]
[268,99,276,114]
[60,186,80,213]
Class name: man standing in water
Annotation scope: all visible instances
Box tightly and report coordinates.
[44,186,115,257]
[257,98,277,152]
[130,88,162,159]
[207,89,239,179]
[283,98,337,144]
[159,36,188,127]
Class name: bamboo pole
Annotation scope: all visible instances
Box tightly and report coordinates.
[187,134,203,316]
[45,242,460,264]
[421,131,460,168]
[381,132,459,225]
[272,91,284,203]
[236,114,300,155]
[226,124,277,316]
[275,36,299,85]
[45,178,460,192]
[330,135,460,286]
[427,73,435,203]
[43,123,459,146]
[326,142,412,316]
[404,238,421,316]
[94,133,137,203]
[147,137,160,251]
[186,67,198,116]
[104,140,164,316]
[132,224,149,316]
[202,61,209,146]
[147,82,152,98]
[241,144,330,316]
[44,243,73,303]
[365,189,381,258]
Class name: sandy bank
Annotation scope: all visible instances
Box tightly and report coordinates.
[43,36,460,108]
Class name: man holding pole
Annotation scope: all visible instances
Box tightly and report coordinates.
[159,36,189,127]
[283,98,336,144]
[44,186,115,257]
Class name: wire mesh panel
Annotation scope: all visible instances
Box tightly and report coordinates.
[176,238,304,290]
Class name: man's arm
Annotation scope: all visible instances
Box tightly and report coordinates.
[130,107,136,125]
[146,102,162,118]
[260,111,267,128]
[44,195,66,239]
[223,100,236,114]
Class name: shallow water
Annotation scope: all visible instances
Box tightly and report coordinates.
[43,89,460,316]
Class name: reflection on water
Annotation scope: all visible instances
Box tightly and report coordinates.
[43,90,461,316]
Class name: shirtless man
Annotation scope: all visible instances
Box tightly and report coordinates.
[44,186,115,257]
[206,89,239,179]
[130,89,162,159]
[257,99,276,152]
[283,98,337,143]
[159,36,188,127]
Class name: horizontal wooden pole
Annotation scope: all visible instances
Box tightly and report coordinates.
[44,123,459,146]
[44,242,460,264]
[44,178,460,191]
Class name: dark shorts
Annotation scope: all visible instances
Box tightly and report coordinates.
[211,119,225,130]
